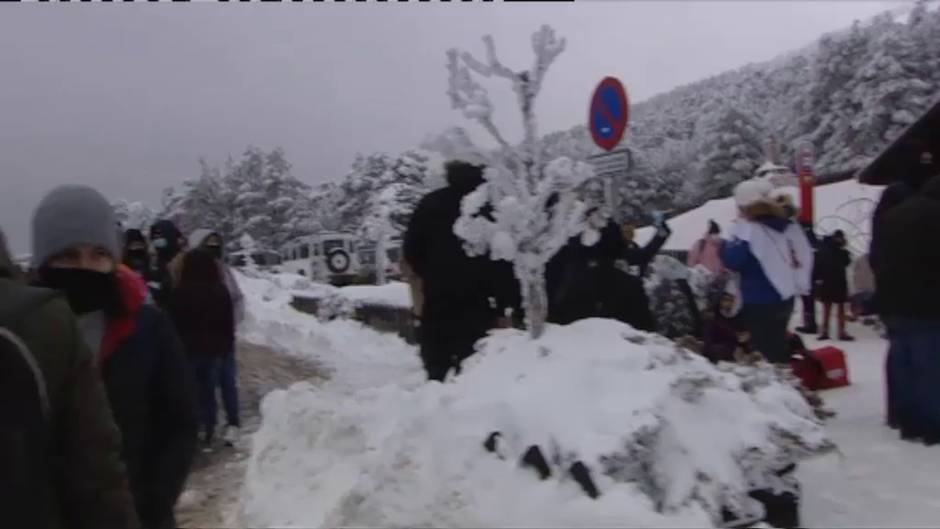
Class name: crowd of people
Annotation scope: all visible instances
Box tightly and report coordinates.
[402,157,940,452]
[1,153,937,528]
[1,184,245,528]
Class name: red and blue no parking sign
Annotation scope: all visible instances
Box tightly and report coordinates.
[588,77,629,151]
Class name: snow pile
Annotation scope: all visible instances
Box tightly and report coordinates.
[338,282,411,309]
[239,307,833,527]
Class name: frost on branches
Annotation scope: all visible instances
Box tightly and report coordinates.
[111,199,157,231]
[446,26,598,338]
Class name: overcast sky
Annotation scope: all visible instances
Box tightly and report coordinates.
[0,1,897,254]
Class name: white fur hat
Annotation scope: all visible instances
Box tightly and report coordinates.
[734,178,774,208]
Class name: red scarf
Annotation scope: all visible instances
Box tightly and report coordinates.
[100,264,147,364]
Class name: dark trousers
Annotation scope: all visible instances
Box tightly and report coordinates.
[886,318,940,439]
[740,299,796,364]
[800,294,817,330]
[191,356,222,440]
[220,353,240,427]
[419,326,481,382]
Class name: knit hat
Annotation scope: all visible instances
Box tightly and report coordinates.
[734,178,773,209]
[31,185,120,268]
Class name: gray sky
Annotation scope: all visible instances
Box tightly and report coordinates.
[0,1,896,254]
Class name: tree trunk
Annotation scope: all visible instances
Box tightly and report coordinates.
[524,271,548,339]
[376,234,388,286]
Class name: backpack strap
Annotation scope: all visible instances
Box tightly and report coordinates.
[0,327,50,420]
[0,281,61,422]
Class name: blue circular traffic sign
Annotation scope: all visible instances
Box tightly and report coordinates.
[589,77,629,151]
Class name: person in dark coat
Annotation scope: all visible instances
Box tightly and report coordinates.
[169,249,235,447]
[546,216,655,332]
[871,153,935,431]
[814,230,853,341]
[618,215,671,279]
[877,174,940,445]
[123,229,150,278]
[795,221,821,335]
[403,161,520,381]
[1,228,141,529]
[147,220,186,308]
[31,186,197,529]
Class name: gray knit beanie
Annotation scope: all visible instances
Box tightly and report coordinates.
[31,185,120,268]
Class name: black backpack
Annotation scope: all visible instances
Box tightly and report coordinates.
[0,284,58,528]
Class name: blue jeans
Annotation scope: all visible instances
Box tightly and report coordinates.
[220,353,240,428]
[886,318,940,439]
[191,357,221,439]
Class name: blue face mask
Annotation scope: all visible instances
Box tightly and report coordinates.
[152,238,168,249]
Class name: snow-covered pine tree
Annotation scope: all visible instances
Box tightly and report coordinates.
[447,26,597,338]
[112,199,157,231]
[693,104,765,198]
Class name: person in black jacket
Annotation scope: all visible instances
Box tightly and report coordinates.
[878,174,940,445]
[617,214,671,279]
[123,229,150,278]
[871,154,934,431]
[403,161,520,381]
[814,230,853,341]
[169,249,235,448]
[147,220,185,308]
[31,185,197,529]
[546,217,654,332]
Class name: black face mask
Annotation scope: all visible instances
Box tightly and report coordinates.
[126,248,148,262]
[204,245,223,260]
[39,268,124,316]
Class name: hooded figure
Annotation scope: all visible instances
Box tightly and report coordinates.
[31,186,197,529]
[720,179,813,364]
[147,220,185,308]
[168,249,235,446]
[687,220,724,275]
[180,228,245,445]
[1,226,141,529]
[403,161,521,381]
[123,229,150,277]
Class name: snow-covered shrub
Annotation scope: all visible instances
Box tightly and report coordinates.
[447,26,600,338]
[645,256,701,339]
[240,319,833,528]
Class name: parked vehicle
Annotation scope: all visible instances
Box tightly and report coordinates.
[358,237,404,282]
[279,232,362,285]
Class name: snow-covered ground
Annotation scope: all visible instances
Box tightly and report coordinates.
[637,180,884,254]
[233,272,940,528]
[797,323,940,528]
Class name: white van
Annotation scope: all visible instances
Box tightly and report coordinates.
[280,232,362,286]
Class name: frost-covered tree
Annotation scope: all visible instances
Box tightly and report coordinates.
[693,105,765,198]
[112,199,157,231]
[447,26,597,338]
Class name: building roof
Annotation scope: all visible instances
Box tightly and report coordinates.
[857,98,940,185]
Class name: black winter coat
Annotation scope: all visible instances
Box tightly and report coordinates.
[169,284,235,358]
[547,221,654,331]
[877,176,940,321]
[102,303,198,529]
[813,238,851,303]
[403,176,521,341]
[620,226,671,279]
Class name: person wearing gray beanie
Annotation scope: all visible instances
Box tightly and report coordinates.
[32,185,121,270]
[30,185,198,529]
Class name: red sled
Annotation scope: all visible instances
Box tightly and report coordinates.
[791,346,850,391]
